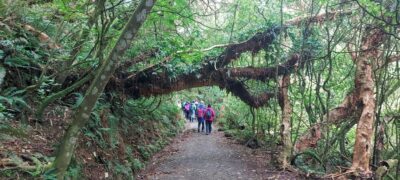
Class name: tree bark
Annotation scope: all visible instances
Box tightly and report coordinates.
[350,28,384,176]
[53,0,156,177]
[278,74,292,169]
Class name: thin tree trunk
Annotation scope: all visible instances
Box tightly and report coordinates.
[250,107,256,134]
[278,74,292,169]
[53,0,156,177]
[373,123,385,165]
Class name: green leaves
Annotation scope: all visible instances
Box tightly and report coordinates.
[0,65,5,87]
[53,0,87,21]
[0,88,29,117]
[292,149,326,175]
[0,49,4,59]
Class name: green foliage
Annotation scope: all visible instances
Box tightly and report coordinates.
[0,124,28,138]
[138,145,150,160]
[70,94,185,178]
[37,76,56,98]
[1,0,400,179]
[0,65,5,86]
[0,0,5,16]
[292,150,326,175]
[64,160,82,179]
[113,162,134,180]
[131,158,144,173]
[0,87,29,120]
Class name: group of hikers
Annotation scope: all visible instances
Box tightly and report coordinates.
[181,100,215,135]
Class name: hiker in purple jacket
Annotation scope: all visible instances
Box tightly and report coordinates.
[204,104,215,135]
[184,102,190,120]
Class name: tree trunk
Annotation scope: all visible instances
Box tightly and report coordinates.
[278,74,292,169]
[350,29,384,176]
[53,0,156,177]
[351,54,375,175]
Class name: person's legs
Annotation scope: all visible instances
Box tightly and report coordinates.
[209,121,213,134]
[205,121,211,134]
[190,110,195,122]
[201,119,205,132]
[197,119,201,132]
[205,121,208,134]
[185,110,189,120]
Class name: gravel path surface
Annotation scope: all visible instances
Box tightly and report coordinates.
[138,121,299,180]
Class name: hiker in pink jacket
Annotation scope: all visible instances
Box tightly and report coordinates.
[204,104,216,135]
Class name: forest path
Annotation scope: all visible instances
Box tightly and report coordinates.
[138,121,299,180]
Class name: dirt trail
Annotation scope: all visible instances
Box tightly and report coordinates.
[138,122,299,180]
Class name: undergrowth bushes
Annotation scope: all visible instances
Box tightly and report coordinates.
[0,94,185,179]
[71,96,185,179]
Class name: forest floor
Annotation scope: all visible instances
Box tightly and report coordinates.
[137,121,301,180]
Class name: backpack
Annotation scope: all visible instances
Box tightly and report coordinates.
[205,109,212,120]
[197,108,204,118]
[184,104,190,111]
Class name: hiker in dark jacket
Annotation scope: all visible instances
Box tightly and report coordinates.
[204,104,215,135]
